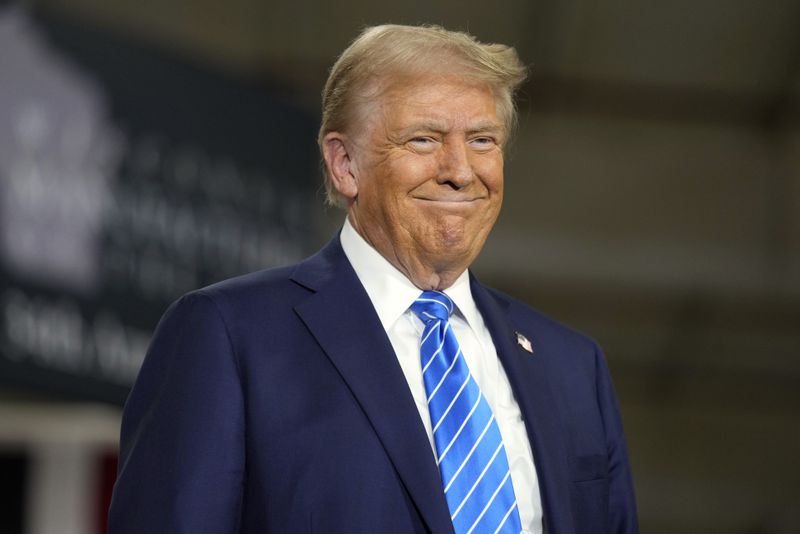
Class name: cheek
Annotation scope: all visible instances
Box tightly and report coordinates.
[400,157,438,185]
[360,169,413,224]
[475,155,504,191]
[491,161,505,191]
[384,161,437,208]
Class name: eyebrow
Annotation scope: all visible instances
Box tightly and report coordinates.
[467,123,505,136]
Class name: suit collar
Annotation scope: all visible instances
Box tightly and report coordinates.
[339,219,424,332]
[289,232,345,292]
[291,234,455,534]
[470,276,576,534]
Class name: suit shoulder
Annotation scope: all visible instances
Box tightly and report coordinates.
[182,235,344,310]
[173,263,304,318]
[484,286,599,355]
[202,264,297,295]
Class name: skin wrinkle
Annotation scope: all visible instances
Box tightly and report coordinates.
[324,74,505,290]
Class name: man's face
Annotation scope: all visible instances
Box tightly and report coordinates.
[334,74,505,289]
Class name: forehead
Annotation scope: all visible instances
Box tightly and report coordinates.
[373,75,501,130]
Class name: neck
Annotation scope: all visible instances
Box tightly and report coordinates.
[348,214,467,291]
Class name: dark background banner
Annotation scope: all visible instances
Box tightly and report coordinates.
[0,7,319,404]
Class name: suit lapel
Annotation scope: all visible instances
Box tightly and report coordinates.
[470,276,575,534]
[292,237,454,534]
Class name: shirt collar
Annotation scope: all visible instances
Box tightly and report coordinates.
[340,217,481,331]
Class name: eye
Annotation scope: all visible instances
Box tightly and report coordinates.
[470,136,497,150]
[410,136,433,144]
[407,136,438,151]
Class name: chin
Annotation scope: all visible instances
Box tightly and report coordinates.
[431,236,481,266]
[439,220,491,249]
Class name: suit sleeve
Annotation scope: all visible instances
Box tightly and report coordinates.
[594,344,639,533]
[108,292,245,534]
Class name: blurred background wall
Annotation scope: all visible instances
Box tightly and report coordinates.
[0,1,798,532]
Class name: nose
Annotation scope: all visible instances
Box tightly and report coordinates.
[438,139,474,188]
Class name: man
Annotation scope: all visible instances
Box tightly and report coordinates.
[109,24,638,533]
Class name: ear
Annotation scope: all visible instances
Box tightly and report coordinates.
[322,132,359,202]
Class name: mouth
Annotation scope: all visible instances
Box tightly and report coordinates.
[412,197,485,205]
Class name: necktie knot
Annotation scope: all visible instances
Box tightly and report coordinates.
[410,290,454,324]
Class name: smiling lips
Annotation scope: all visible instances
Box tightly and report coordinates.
[413,196,485,203]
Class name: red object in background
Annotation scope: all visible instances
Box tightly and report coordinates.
[96,450,118,534]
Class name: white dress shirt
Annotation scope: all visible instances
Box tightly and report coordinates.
[340,219,543,534]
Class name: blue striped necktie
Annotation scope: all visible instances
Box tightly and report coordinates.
[410,291,522,534]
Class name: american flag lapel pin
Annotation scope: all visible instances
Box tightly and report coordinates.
[515,331,533,354]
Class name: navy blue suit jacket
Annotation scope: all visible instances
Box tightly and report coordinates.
[108,235,638,533]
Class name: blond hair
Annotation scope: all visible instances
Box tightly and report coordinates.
[319,24,528,208]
